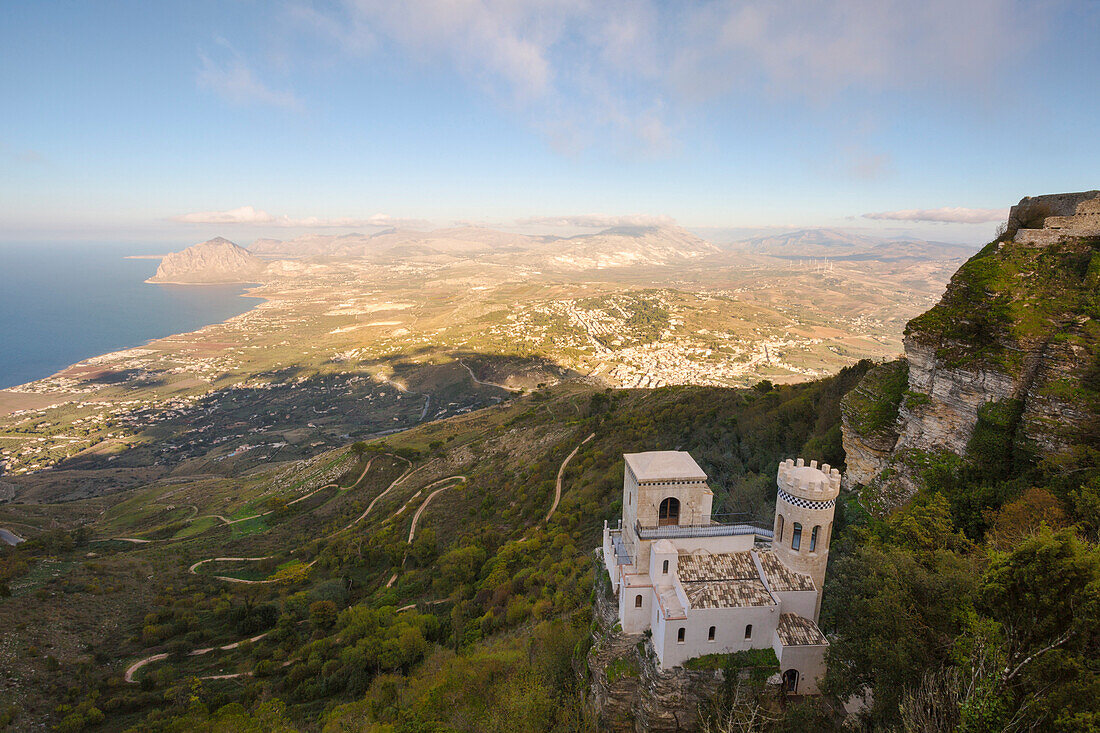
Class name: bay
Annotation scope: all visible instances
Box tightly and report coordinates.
[0,243,260,389]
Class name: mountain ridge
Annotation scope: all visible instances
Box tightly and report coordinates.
[148,237,268,284]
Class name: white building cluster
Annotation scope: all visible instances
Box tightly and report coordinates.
[602,452,837,694]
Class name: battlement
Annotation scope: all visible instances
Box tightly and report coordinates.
[777,458,841,501]
[1010,190,1100,246]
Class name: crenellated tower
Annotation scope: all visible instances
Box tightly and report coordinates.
[771,458,841,622]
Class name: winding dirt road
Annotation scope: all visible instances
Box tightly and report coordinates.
[545,433,595,523]
[124,631,271,683]
[407,476,467,543]
[458,359,522,393]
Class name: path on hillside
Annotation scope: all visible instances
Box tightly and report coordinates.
[333,455,417,535]
[407,476,467,543]
[545,433,595,523]
[186,454,404,583]
[384,475,468,587]
[187,555,320,584]
[124,631,271,683]
[107,453,391,545]
[458,359,522,393]
[194,454,382,527]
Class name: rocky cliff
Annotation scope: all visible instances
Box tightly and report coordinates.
[588,553,724,731]
[148,237,268,284]
[842,191,1100,512]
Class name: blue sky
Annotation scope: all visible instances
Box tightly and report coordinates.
[2,0,1098,245]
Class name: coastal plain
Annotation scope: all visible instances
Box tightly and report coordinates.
[0,225,968,492]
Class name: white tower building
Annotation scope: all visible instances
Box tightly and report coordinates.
[771,458,840,622]
[602,452,834,694]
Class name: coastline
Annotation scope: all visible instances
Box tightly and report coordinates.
[145,278,262,286]
[0,284,267,405]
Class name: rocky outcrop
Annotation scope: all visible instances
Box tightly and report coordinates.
[148,237,267,284]
[894,339,1017,457]
[588,552,724,732]
[841,191,1100,512]
[839,360,907,488]
[1010,190,1100,246]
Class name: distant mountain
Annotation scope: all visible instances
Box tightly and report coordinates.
[148,237,268,284]
[543,224,719,269]
[248,224,718,270]
[726,228,976,261]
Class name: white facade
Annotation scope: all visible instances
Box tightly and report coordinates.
[602,453,837,695]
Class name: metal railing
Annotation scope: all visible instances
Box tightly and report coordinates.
[610,533,634,566]
[635,518,773,541]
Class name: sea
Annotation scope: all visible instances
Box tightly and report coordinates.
[0,243,261,390]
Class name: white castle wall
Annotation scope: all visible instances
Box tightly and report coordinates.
[657,604,779,669]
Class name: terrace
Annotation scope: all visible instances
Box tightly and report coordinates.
[635,514,773,541]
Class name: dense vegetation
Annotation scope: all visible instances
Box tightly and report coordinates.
[1,362,869,732]
[3,293,1098,732]
[821,233,1100,731]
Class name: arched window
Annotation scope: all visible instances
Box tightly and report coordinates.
[658,497,680,526]
[782,669,799,693]
[776,514,784,542]
[635,594,643,608]
[677,627,685,643]
[792,522,802,551]
[810,525,820,552]
[662,559,669,574]
[745,624,752,639]
[708,626,716,641]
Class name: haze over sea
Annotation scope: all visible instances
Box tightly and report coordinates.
[0,243,259,390]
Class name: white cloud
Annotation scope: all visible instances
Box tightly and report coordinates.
[670,0,1038,101]
[197,43,301,109]
[171,206,427,228]
[863,207,1009,224]
[284,0,1040,155]
[516,214,676,228]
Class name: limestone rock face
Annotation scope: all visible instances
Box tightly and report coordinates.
[840,196,1100,512]
[148,237,267,284]
[839,360,907,489]
[894,339,1018,457]
[840,421,896,489]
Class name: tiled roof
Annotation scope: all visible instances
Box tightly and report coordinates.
[677,551,775,609]
[776,613,827,646]
[757,551,816,592]
[683,578,774,608]
[677,550,757,581]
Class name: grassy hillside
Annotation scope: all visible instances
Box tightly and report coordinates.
[0,366,868,731]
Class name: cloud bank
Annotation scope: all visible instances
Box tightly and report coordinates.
[172,206,427,228]
[863,207,1008,224]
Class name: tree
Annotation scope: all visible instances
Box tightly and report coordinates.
[823,542,977,727]
[979,529,1100,686]
[310,600,338,631]
[984,487,1067,550]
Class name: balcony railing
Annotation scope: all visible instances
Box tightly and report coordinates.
[635,517,774,541]
[610,533,634,566]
